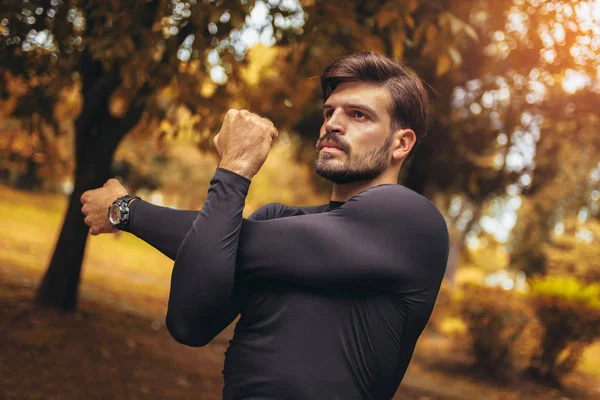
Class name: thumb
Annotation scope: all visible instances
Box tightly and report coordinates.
[213,134,221,155]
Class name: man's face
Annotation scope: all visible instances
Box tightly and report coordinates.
[314,82,395,184]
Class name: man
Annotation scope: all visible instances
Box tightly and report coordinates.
[81,52,449,399]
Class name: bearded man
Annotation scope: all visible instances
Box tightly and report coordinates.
[81,51,449,400]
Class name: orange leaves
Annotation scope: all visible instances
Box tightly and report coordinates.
[375,0,419,29]
[391,36,405,61]
[375,6,400,29]
[436,54,452,77]
[412,11,478,76]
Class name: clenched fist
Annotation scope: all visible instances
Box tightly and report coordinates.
[80,178,128,235]
[213,109,278,180]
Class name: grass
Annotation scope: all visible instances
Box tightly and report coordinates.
[1,184,599,399]
[0,185,173,317]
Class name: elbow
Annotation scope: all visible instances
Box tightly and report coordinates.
[165,312,214,347]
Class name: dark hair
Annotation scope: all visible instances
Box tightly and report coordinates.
[321,52,429,156]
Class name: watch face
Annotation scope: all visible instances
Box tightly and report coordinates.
[109,204,122,225]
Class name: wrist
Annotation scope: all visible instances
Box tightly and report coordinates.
[218,159,256,180]
[108,194,141,232]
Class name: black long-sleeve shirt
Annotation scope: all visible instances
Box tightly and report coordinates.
[128,168,449,400]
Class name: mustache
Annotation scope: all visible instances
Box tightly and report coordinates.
[316,132,351,153]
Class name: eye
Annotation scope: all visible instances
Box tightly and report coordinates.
[323,109,333,120]
[350,110,367,120]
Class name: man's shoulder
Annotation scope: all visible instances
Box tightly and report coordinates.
[347,184,447,228]
[249,202,328,221]
[349,184,435,212]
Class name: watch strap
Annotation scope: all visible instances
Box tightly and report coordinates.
[109,194,140,231]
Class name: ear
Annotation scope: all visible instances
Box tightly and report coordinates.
[391,129,416,161]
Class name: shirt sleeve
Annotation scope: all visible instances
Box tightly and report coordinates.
[128,197,272,260]
[128,202,200,260]
[127,173,274,347]
[165,168,254,346]
[236,184,450,293]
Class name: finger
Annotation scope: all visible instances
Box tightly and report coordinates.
[268,126,279,140]
[225,109,239,120]
[240,109,261,120]
[213,135,221,153]
[81,188,99,204]
[81,204,90,216]
[84,215,93,226]
[106,178,121,187]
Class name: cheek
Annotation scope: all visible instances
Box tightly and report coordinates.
[319,123,327,137]
[352,126,380,146]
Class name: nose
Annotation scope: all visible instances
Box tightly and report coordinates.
[324,108,345,135]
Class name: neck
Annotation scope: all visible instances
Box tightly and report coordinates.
[330,170,398,202]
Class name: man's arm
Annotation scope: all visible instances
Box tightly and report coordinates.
[128,202,199,260]
[82,177,278,348]
[165,109,278,347]
[127,183,448,293]
[237,184,450,293]
[80,110,278,349]
[167,170,449,347]
[165,168,249,346]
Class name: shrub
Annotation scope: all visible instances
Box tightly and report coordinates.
[425,283,456,334]
[459,284,535,378]
[527,276,600,384]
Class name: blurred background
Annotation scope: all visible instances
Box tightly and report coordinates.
[1,0,599,399]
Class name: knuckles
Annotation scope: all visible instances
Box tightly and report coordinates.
[222,108,278,141]
[225,109,239,119]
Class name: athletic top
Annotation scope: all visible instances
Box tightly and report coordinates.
[128,168,449,400]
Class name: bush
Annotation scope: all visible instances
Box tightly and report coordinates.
[459,284,535,378]
[527,276,600,384]
[425,283,456,334]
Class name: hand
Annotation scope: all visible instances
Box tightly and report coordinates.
[213,109,278,180]
[81,178,128,235]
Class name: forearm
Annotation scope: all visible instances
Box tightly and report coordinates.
[126,154,256,260]
[128,201,200,260]
[166,168,251,346]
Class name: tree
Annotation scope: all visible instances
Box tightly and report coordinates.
[415,0,600,280]
[0,0,308,310]
[2,0,485,310]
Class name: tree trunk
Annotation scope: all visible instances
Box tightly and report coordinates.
[34,95,147,310]
[35,150,114,310]
[33,14,151,310]
[15,157,42,191]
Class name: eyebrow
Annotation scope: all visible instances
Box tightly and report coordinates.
[322,103,378,117]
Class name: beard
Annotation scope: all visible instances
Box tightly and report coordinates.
[314,133,393,184]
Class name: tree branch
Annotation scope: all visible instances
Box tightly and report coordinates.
[115,82,153,141]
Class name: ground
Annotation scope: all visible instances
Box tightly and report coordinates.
[1,185,599,399]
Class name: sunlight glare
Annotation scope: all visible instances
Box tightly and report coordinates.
[562,69,591,93]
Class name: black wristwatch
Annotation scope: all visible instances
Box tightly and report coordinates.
[108,194,140,231]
